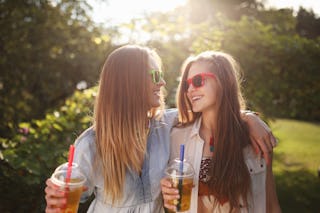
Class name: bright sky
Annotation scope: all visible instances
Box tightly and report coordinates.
[87,0,186,25]
[88,0,320,25]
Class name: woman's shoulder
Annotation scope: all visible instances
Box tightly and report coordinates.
[161,108,179,126]
[73,127,96,167]
[74,126,96,150]
[163,108,178,118]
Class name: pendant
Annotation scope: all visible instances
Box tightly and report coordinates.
[210,136,214,152]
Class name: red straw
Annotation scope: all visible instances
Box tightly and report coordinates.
[66,145,75,183]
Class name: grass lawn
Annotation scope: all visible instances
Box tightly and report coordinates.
[270,119,320,213]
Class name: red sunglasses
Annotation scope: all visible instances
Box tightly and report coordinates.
[185,72,216,89]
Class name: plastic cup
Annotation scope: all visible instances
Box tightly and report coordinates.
[51,164,86,213]
[165,158,194,212]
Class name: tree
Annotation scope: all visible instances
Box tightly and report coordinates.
[0,88,96,212]
[190,16,320,120]
[0,0,113,138]
[186,0,263,23]
[296,7,320,39]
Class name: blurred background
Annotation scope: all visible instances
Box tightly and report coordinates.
[0,0,319,212]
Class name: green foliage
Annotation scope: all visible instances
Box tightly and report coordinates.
[296,7,320,39]
[189,16,320,121]
[1,0,320,211]
[256,8,296,35]
[133,4,320,121]
[271,119,320,212]
[0,0,112,138]
[0,88,95,212]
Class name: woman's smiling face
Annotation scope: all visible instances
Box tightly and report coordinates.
[186,61,218,113]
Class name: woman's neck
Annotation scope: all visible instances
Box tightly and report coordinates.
[200,110,217,156]
[200,110,217,132]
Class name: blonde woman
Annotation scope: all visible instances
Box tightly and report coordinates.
[44,45,276,212]
[161,51,281,213]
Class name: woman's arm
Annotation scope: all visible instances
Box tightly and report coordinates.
[266,152,282,213]
[242,112,277,165]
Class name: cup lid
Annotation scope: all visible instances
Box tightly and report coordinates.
[165,158,194,178]
[51,170,86,187]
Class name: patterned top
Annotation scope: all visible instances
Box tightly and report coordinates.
[198,157,214,196]
[199,157,213,183]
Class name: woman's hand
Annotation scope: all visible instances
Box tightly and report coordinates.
[45,178,67,213]
[160,177,180,212]
[244,112,277,165]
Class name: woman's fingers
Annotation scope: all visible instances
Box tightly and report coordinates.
[45,206,60,213]
[264,131,274,152]
[160,178,172,187]
[161,184,179,196]
[44,178,66,212]
[45,192,66,206]
[45,179,65,198]
[162,190,180,201]
[270,132,278,148]
[250,137,260,155]
[164,201,177,212]
[161,177,180,202]
[254,137,272,165]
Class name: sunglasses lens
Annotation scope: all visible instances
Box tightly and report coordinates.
[192,75,203,88]
[150,70,163,83]
[154,71,160,83]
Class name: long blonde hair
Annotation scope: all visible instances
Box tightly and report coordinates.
[94,45,164,203]
[177,51,251,211]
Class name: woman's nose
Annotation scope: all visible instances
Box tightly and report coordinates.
[187,83,195,92]
[157,77,166,86]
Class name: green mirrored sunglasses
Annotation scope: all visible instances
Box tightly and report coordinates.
[149,70,164,84]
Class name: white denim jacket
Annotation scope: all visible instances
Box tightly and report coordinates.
[170,117,267,213]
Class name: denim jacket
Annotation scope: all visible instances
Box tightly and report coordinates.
[73,109,178,213]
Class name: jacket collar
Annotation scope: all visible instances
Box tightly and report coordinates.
[190,117,202,139]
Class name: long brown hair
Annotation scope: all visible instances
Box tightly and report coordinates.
[177,51,251,211]
[94,45,164,203]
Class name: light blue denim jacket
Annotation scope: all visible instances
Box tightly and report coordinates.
[73,109,178,213]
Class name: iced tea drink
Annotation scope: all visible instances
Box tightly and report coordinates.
[165,158,194,212]
[51,164,86,213]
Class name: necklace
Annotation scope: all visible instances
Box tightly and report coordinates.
[210,135,214,152]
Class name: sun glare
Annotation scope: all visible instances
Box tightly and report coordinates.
[88,0,187,24]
